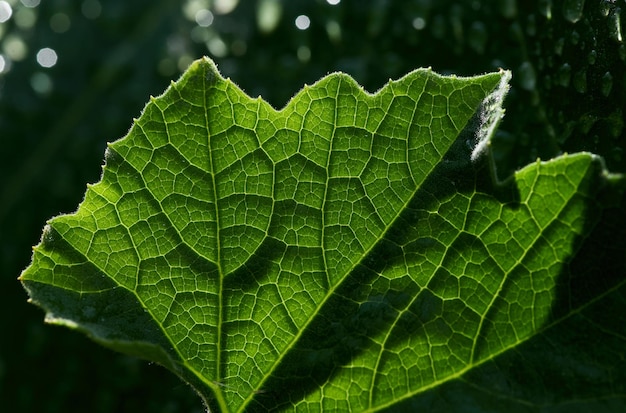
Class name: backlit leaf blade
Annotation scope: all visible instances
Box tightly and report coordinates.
[20,57,623,412]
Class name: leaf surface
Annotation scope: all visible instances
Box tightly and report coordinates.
[20,58,624,412]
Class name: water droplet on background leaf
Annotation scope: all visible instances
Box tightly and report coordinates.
[608,12,623,42]
[539,0,553,19]
[599,0,611,17]
[587,49,597,64]
[579,114,598,134]
[556,63,572,87]
[563,0,585,24]
[606,109,624,138]
[601,71,613,97]
[572,69,587,93]
[555,37,565,55]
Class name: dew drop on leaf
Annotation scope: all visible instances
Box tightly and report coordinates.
[555,37,565,55]
[563,0,585,24]
[579,114,598,134]
[539,0,553,19]
[587,49,597,65]
[572,69,587,93]
[599,0,611,17]
[556,63,572,87]
[604,109,624,138]
[601,71,613,97]
[608,12,623,42]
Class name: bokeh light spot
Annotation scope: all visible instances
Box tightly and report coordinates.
[295,15,310,30]
[297,45,311,62]
[36,47,58,68]
[257,0,282,34]
[50,13,71,33]
[3,35,27,61]
[14,7,37,29]
[412,17,426,30]
[208,37,227,57]
[81,0,102,19]
[0,1,12,23]
[214,0,238,15]
[20,0,40,7]
[30,72,53,94]
[195,9,214,27]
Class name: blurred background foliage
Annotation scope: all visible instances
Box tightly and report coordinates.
[1,0,624,412]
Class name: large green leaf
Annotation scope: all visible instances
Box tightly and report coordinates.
[20,57,625,412]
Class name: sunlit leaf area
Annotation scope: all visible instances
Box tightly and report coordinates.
[2,1,626,412]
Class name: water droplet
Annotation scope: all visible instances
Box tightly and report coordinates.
[563,0,585,24]
[608,11,623,42]
[587,49,597,64]
[607,109,624,138]
[518,61,537,90]
[468,21,488,54]
[579,114,598,134]
[601,71,614,97]
[412,17,426,30]
[599,1,611,17]
[257,0,282,34]
[539,0,553,19]
[556,63,572,87]
[570,30,580,45]
[572,69,587,93]
[326,20,341,43]
[555,37,565,55]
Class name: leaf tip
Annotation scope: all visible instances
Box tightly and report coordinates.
[469,69,512,185]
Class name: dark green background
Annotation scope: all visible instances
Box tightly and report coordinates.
[1,1,624,412]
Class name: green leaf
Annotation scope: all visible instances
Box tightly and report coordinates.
[20,57,625,412]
